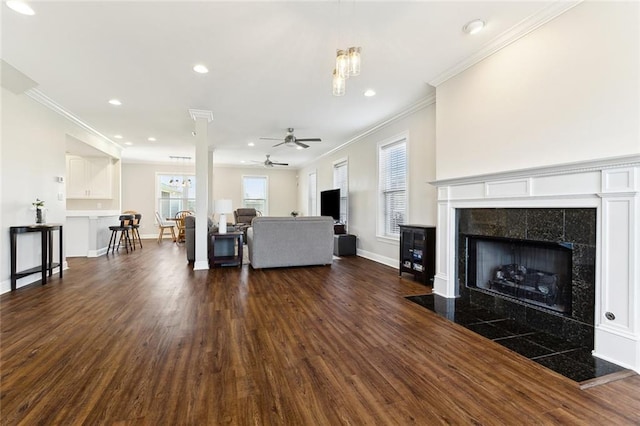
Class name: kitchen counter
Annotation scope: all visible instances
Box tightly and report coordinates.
[66,211,120,257]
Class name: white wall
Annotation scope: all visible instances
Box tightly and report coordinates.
[298,102,437,267]
[211,166,298,219]
[121,163,298,237]
[121,162,194,237]
[435,1,640,180]
[1,87,119,293]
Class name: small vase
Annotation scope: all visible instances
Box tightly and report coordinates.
[36,209,44,224]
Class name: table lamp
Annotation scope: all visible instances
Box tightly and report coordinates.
[215,199,233,234]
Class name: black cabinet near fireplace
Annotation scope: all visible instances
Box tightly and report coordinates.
[399,225,435,285]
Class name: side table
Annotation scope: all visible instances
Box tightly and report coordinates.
[209,231,243,268]
[10,224,63,291]
[333,234,356,256]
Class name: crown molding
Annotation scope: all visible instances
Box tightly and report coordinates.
[429,0,583,87]
[189,109,214,122]
[25,88,123,153]
[299,93,436,169]
[430,154,640,187]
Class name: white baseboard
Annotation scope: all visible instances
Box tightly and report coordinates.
[193,260,209,270]
[88,247,109,257]
[356,248,398,269]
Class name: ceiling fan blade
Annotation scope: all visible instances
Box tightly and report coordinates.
[295,138,321,142]
[272,141,286,147]
[259,137,283,141]
[272,162,289,166]
[295,141,309,149]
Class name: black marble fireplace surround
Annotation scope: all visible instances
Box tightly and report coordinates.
[457,208,596,348]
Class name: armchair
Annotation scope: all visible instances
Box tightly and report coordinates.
[234,208,260,240]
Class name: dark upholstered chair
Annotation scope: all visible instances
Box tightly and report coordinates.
[234,208,260,240]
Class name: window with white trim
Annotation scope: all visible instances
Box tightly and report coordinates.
[308,171,317,216]
[333,160,348,224]
[378,137,407,238]
[242,175,268,215]
[157,173,196,219]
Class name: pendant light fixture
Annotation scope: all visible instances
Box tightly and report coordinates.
[332,46,361,96]
[347,47,361,76]
[332,1,361,96]
[336,49,349,79]
[332,69,346,96]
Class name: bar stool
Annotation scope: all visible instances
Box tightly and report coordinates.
[108,215,134,254]
[131,213,142,249]
[123,210,143,250]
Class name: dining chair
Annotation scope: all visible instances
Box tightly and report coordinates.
[174,210,193,243]
[155,211,176,243]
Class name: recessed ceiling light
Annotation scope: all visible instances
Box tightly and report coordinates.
[463,19,485,35]
[296,146,303,150]
[193,64,209,74]
[148,137,157,142]
[6,1,35,16]
[108,99,122,106]
[364,89,376,97]
[240,160,246,163]
[124,141,133,146]
[248,142,255,147]
[114,135,123,139]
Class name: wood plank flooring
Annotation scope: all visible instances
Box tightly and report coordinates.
[1,241,639,425]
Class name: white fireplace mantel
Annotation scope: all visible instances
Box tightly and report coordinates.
[431,154,640,372]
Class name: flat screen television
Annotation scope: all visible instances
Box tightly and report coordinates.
[320,189,340,222]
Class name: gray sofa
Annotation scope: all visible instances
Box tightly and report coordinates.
[247,216,334,269]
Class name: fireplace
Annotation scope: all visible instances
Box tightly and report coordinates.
[432,157,640,372]
[456,208,596,347]
[466,235,573,315]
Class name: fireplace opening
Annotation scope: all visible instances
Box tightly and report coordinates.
[466,235,573,315]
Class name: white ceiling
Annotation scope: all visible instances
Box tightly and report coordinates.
[2,0,559,168]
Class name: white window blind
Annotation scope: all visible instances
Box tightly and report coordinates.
[333,161,348,224]
[378,139,407,237]
[242,176,268,215]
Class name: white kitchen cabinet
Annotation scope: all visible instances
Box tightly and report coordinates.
[66,155,113,199]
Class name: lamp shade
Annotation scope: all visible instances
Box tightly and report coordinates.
[214,199,233,214]
[215,199,233,234]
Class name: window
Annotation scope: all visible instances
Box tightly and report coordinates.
[378,137,407,238]
[333,160,348,224]
[157,174,196,219]
[308,171,317,216]
[242,175,268,215]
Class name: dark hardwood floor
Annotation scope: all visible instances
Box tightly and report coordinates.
[2,241,639,425]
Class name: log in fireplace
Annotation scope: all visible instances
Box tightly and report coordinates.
[465,235,573,315]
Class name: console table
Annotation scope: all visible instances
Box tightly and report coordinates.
[10,224,63,291]
[209,231,243,268]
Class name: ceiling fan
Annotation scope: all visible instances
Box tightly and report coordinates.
[252,154,288,168]
[260,127,321,149]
